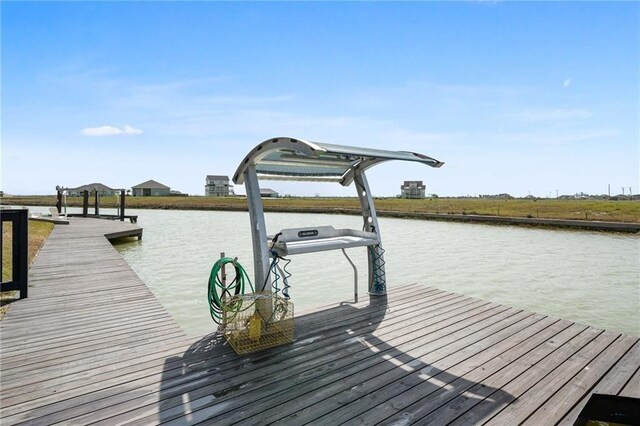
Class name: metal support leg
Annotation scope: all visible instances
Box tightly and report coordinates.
[354,172,386,295]
[341,248,358,303]
[244,165,273,320]
[244,165,270,292]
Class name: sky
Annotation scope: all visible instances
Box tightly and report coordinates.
[2,1,638,197]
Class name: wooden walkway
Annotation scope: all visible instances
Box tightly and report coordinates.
[1,218,638,425]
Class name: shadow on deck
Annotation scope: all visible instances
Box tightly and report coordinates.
[155,289,513,424]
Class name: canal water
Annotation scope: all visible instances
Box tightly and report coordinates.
[25,207,640,336]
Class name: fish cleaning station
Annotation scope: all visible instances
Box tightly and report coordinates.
[208,137,444,354]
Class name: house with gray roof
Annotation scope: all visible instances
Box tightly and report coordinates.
[67,183,121,197]
[131,180,171,196]
[260,188,279,198]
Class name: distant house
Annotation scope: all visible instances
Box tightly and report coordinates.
[400,181,426,199]
[205,175,232,197]
[260,188,279,198]
[131,180,171,196]
[67,183,120,197]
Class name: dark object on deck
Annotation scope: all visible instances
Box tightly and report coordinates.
[94,190,99,216]
[574,394,640,426]
[82,190,89,217]
[119,190,126,221]
[56,191,63,214]
[1,209,28,299]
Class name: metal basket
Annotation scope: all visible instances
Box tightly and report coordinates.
[221,292,294,355]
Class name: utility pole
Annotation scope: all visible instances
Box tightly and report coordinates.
[622,187,625,196]
[556,189,559,198]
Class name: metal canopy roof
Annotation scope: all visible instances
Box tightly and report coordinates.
[233,137,444,186]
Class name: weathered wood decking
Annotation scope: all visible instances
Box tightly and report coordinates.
[1,218,638,425]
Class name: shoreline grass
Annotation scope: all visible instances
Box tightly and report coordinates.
[3,195,639,223]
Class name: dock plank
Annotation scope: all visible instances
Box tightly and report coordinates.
[149,307,523,426]
[315,314,558,425]
[523,335,638,425]
[619,364,640,398]
[41,296,500,424]
[447,328,611,425]
[482,330,621,425]
[377,321,585,425]
[269,312,548,426]
[558,339,640,425]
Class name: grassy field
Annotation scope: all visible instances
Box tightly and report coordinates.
[1,219,54,318]
[3,195,640,223]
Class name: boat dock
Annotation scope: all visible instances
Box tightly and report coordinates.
[1,218,638,425]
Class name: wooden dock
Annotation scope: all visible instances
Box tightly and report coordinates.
[1,218,638,425]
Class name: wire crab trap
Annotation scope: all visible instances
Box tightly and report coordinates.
[220,292,294,355]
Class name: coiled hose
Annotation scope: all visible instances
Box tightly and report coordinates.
[208,257,254,324]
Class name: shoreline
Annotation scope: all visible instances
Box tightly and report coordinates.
[6,200,640,233]
[161,204,640,233]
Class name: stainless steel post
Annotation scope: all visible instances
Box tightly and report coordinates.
[244,165,272,319]
[244,165,270,292]
[354,171,386,295]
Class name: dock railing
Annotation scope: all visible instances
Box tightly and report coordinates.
[1,209,29,299]
[69,189,137,223]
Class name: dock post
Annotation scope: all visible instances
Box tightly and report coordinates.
[94,190,99,216]
[82,191,89,217]
[1,210,29,299]
[56,188,63,214]
[120,190,125,221]
[15,210,28,298]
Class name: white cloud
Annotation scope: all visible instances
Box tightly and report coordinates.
[121,125,143,135]
[81,124,143,137]
[563,78,572,88]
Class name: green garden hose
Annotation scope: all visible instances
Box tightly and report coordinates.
[208,257,254,324]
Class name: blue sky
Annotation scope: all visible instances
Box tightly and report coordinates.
[2,1,638,197]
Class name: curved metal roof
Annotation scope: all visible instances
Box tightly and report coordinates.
[233,137,444,186]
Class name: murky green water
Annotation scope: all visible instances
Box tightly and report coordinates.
[25,206,640,336]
